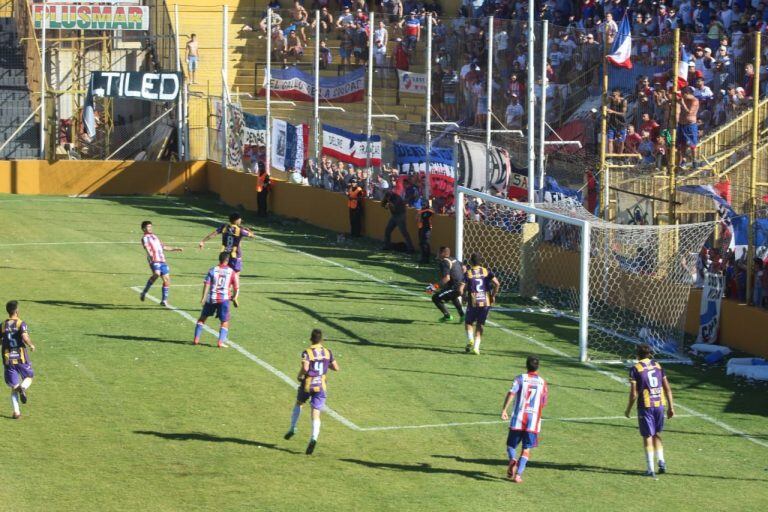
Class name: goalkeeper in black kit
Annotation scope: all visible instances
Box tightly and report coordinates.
[427,246,465,322]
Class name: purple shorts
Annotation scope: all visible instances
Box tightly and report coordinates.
[228,257,243,273]
[201,301,231,322]
[4,363,34,388]
[297,388,326,410]
[638,407,665,437]
[465,306,491,326]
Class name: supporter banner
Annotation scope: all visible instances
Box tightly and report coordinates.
[617,191,654,225]
[393,142,455,198]
[507,167,528,201]
[242,111,267,146]
[259,67,365,103]
[696,271,725,344]
[458,140,510,193]
[33,4,150,31]
[678,184,747,257]
[271,119,309,172]
[88,71,181,101]
[543,177,582,205]
[321,124,381,166]
[397,70,427,95]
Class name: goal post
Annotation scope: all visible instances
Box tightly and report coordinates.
[456,186,592,362]
[455,186,716,363]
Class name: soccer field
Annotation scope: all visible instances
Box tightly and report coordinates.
[1,194,766,512]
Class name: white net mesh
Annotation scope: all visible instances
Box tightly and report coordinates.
[460,191,717,362]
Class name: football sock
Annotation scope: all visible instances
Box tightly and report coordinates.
[507,446,516,461]
[645,447,655,473]
[466,329,474,344]
[218,327,229,343]
[473,334,482,351]
[656,447,665,465]
[20,378,32,391]
[517,456,528,475]
[290,405,301,430]
[161,285,169,302]
[142,279,154,295]
[10,390,20,415]
[193,322,204,342]
[311,418,321,441]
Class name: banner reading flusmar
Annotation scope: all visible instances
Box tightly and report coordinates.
[33,2,149,31]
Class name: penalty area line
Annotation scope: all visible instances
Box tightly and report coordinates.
[178,203,768,448]
[129,286,362,432]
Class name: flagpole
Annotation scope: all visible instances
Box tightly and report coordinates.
[526,3,535,211]
[425,13,432,202]
[668,28,680,225]
[485,15,494,193]
[599,33,608,219]
[537,20,548,192]
[313,9,321,166]
[365,12,375,173]
[266,8,273,172]
[40,0,47,159]
[747,31,762,304]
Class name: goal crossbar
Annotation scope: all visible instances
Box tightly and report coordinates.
[455,186,592,362]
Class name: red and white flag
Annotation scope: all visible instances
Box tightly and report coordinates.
[677,46,691,88]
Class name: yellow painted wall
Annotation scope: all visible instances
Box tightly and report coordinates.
[0,160,207,196]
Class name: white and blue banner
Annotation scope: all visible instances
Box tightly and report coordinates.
[696,271,725,344]
[259,66,365,103]
[321,124,381,166]
[678,184,748,257]
[271,118,309,172]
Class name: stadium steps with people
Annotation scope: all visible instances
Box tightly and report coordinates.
[0,16,39,160]
[172,1,426,160]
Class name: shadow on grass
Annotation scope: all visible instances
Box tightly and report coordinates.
[134,431,300,454]
[431,455,768,482]
[379,367,510,382]
[339,458,505,482]
[86,333,210,348]
[24,299,160,311]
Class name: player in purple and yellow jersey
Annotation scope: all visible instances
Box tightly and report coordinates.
[501,356,548,483]
[194,252,240,348]
[284,329,339,455]
[139,220,184,306]
[625,343,676,478]
[2,301,36,419]
[198,213,255,274]
[457,253,500,355]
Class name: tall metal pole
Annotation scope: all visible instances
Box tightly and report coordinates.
[578,223,591,362]
[747,31,762,304]
[266,8,272,171]
[175,3,183,160]
[538,20,548,191]
[313,10,321,165]
[485,15,494,193]
[668,28,680,224]
[599,35,609,219]
[454,134,463,261]
[425,13,432,201]
[526,3,535,208]
[40,0,47,159]
[222,5,229,169]
[365,12,375,172]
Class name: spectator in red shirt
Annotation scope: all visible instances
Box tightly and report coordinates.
[624,124,643,154]
[393,38,409,71]
[640,113,660,140]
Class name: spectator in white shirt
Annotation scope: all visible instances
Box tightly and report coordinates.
[505,94,524,129]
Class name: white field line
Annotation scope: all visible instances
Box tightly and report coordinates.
[360,414,694,432]
[139,202,768,446]
[151,279,371,288]
[129,286,362,432]
[0,241,201,247]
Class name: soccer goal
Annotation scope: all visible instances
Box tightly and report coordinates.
[455,186,716,363]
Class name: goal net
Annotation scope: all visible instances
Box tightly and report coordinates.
[456,187,716,363]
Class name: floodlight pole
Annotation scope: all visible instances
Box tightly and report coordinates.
[365,12,375,172]
[222,5,229,169]
[485,15,494,193]
[313,9,320,164]
[266,8,272,171]
[538,20,548,192]
[425,13,432,201]
[454,134,464,262]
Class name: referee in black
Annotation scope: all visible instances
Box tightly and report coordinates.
[431,246,465,322]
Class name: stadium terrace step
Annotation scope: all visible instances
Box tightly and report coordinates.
[0,17,38,159]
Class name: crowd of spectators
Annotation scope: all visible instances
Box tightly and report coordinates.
[696,246,768,308]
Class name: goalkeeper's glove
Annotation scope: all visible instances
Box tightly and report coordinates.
[425,283,440,295]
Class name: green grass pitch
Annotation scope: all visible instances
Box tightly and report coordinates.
[0,194,766,511]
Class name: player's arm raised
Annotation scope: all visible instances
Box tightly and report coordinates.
[198,229,219,249]
[162,243,184,253]
[625,379,638,418]
[662,376,675,419]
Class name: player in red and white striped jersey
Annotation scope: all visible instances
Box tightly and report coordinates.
[501,356,549,483]
[139,220,183,306]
